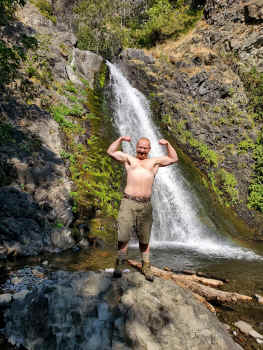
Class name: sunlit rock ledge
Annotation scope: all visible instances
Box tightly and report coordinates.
[3,271,242,350]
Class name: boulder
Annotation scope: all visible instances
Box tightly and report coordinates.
[66,48,104,88]
[3,271,242,350]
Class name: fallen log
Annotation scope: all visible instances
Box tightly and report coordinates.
[128,260,253,306]
[164,267,229,283]
[129,260,223,287]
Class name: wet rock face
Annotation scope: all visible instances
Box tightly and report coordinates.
[3,271,241,350]
[0,188,51,257]
[0,102,75,258]
[0,2,80,258]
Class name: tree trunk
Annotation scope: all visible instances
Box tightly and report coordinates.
[128,260,253,308]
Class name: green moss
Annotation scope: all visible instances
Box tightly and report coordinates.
[207,169,239,207]
[52,66,122,219]
[171,118,219,167]
[217,169,239,205]
[241,67,263,121]
[238,138,255,153]
[247,132,263,212]
[237,67,263,212]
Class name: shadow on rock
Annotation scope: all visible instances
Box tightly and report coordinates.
[3,271,242,350]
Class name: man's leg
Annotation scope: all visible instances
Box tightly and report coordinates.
[113,198,133,278]
[139,242,154,282]
[137,202,154,282]
[113,241,129,278]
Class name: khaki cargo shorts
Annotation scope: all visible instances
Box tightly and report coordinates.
[117,197,153,244]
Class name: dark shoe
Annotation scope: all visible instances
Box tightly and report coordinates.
[113,258,126,278]
[142,261,154,282]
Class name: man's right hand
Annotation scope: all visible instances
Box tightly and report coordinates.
[107,137,130,163]
[121,136,131,142]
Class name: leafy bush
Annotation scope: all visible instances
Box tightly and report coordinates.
[0,41,21,86]
[0,0,26,25]
[52,73,122,218]
[248,132,263,211]
[241,67,263,121]
[133,0,203,47]
[0,0,39,87]
[239,67,263,212]
[73,0,203,57]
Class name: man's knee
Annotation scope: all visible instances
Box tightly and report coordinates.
[117,241,129,250]
[139,242,149,252]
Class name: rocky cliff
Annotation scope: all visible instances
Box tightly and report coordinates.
[0,0,263,252]
[115,0,263,237]
[0,1,117,258]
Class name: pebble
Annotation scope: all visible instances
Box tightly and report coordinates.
[1,266,48,293]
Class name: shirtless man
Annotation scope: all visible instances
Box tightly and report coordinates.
[107,136,178,281]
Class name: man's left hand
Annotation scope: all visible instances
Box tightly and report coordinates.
[159,139,168,145]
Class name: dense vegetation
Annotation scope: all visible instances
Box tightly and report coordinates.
[74,0,203,58]
[0,0,39,88]
[241,68,263,212]
[51,74,123,220]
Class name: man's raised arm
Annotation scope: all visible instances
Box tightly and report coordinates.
[154,139,178,167]
[107,136,131,163]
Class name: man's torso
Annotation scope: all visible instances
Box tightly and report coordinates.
[124,156,158,198]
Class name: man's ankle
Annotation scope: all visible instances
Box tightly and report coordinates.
[113,251,128,278]
[141,261,154,282]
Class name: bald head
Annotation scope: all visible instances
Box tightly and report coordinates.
[136,137,151,160]
[137,137,151,147]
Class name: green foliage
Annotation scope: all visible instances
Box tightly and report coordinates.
[238,67,263,212]
[248,131,263,211]
[51,104,84,130]
[133,0,203,47]
[52,73,122,218]
[0,41,21,86]
[217,169,239,205]
[63,80,79,94]
[248,184,263,212]
[74,0,203,57]
[208,169,239,207]
[30,0,56,23]
[196,142,218,167]
[238,138,255,153]
[173,118,219,167]
[0,1,38,87]
[241,67,263,121]
[0,0,26,25]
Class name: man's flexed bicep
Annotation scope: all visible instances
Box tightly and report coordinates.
[153,139,178,167]
[107,136,131,163]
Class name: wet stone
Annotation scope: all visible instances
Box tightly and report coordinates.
[1,266,48,293]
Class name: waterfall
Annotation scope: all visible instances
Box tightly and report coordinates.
[107,62,261,260]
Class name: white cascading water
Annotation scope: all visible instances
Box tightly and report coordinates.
[108,62,261,260]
